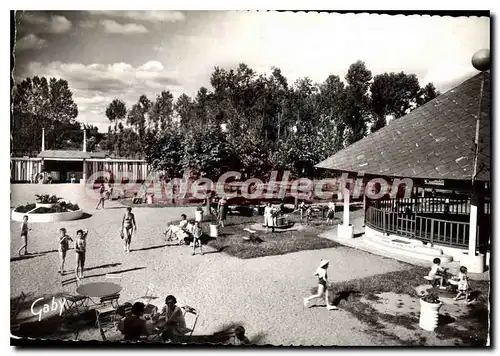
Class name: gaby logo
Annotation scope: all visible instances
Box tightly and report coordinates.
[31,297,66,322]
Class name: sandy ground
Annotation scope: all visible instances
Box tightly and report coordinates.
[11,184,412,345]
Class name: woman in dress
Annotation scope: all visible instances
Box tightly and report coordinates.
[217,195,228,227]
[122,207,137,253]
[154,295,191,342]
[264,203,275,233]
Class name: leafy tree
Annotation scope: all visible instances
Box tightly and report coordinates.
[343,61,372,145]
[12,76,78,155]
[149,91,175,133]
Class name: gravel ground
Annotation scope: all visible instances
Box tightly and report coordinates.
[11,184,410,345]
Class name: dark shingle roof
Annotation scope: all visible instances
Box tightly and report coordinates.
[38,150,91,159]
[315,72,490,182]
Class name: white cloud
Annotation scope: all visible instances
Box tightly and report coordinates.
[89,10,185,23]
[18,12,72,34]
[50,15,72,33]
[100,19,149,34]
[18,60,182,131]
[15,34,47,51]
[79,19,96,29]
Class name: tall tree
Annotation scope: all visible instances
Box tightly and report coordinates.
[12,76,78,155]
[344,61,372,145]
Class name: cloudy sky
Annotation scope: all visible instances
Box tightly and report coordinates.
[13,11,490,132]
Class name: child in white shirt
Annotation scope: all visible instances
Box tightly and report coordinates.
[428,258,447,289]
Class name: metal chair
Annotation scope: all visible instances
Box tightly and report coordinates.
[61,292,88,317]
[135,283,156,305]
[95,293,120,330]
[181,305,199,342]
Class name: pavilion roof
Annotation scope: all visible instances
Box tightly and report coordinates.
[315,72,490,182]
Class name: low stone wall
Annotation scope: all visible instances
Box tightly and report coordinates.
[11,209,83,223]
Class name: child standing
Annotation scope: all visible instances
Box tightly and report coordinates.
[454,266,471,304]
[95,183,106,210]
[75,229,88,279]
[192,221,203,256]
[58,228,73,275]
[428,257,448,289]
[303,259,338,310]
[326,200,336,225]
[17,215,31,256]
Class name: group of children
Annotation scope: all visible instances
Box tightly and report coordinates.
[164,214,204,255]
[18,215,88,279]
[428,257,472,303]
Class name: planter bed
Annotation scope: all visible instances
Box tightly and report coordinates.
[11,208,83,223]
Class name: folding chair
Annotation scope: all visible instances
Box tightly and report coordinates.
[106,273,123,282]
[61,292,88,317]
[10,292,26,321]
[181,305,199,342]
[135,283,156,305]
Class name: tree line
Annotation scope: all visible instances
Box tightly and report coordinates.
[12,60,439,179]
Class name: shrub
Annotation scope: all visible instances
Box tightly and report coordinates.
[66,203,80,211]
[421,287,441,304]
[14,203,36,213]
[35,194,62,204]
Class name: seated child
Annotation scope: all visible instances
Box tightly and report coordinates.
[453,266,471,304]
[428,257,448,289]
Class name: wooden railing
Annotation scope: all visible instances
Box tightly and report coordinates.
[365,206,472,249]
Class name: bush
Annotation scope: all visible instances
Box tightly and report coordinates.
[66,203,80,211]
[35,194,62,204]
[14,203,36,213]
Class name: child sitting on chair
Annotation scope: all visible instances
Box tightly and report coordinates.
[428,258,448,289]
[453,266,471,304]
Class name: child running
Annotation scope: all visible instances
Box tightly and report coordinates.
[303,259,338,310]
[17,215,31,256]
[192,221,203,256]
[58,228,73,275]
[75,229,88,280]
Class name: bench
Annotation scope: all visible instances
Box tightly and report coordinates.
[242,228,257,241]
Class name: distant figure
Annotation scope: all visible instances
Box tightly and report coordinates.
[58,228,73,275]
[299,201,307,220]
[75,229,88,280]
[122,302,148,341]
[70,173,76,184]
[95,183,106,210]
[326,200,336,225]
[164,214,188,243]
[217,195,228,227]
[191,221,203,256]
[303,259,338,310]
[17,215,31,256]
[453,266,471,304]
[264,203,275,233]
[122,207,137,253]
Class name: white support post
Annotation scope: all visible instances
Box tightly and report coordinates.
[338,187,354,239]
[461,197,485,273]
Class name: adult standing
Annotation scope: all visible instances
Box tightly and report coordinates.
[264,203,275,233]
[122,207,137,253]
[217,195,228,227]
